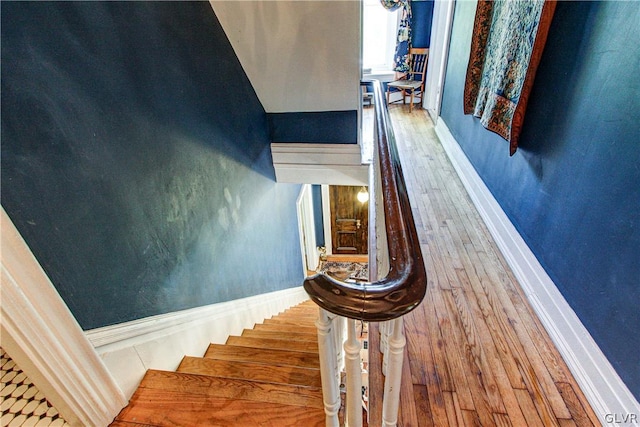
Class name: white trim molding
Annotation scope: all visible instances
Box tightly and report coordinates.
[271,143,368,185]
[0,207,127,427]
[434,118,640,426]
[423,0,455,121]
[297,184,319,272]
[86,286,309,399]
[321,184,333,256]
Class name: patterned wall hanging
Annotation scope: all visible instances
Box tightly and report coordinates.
[380,0,413,73]
[464,0,556,155]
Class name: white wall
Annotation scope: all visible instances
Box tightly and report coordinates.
[210,0,361,113]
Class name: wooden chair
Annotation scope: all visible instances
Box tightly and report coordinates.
[386,48,429,112]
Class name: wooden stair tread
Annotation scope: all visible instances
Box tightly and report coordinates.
[242,328,318,342]
[205,344,320,369]
[178,356,322,388]
[114,388,325,427]
[253,322,318,335]
[110,421,157,427]
[278,308,317,315]
[270,317,317,325]
[286,300,316,310]
[263,317,317,327]
[273,316,317,324]
[284,303,318,314]
[226,335,318,353]
[135,369,323,408]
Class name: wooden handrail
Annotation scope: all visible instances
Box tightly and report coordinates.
[303,80,427,322]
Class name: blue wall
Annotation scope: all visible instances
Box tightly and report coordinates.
[441,1,640,399]
[412,0,434,48]
[1,2,303,330]
[268,111,357,144]
[312,185,325,247]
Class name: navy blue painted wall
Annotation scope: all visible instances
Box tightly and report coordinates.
[411,0,434,48]
[312,185,325,247]
[268,111,357,144]
[441,1,640,398]
[1,2,303,330]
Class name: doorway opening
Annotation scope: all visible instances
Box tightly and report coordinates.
[296,184,370,279]
[328,185,369,256]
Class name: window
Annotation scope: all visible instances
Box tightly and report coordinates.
[362,0,398,73]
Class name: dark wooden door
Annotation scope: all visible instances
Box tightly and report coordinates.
[329,186,368,254]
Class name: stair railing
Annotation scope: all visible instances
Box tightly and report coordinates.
[304,80,427,427]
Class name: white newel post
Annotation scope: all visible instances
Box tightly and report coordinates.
[344,319,363,427]
[382,317,406,427]
[316,308,341,427]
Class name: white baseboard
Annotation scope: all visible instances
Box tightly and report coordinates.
[86,286,310,399]
[434,118,640,426]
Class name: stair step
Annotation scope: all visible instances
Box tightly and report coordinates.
[242,328,318,342]
[279,307,318,315]
[253,322,318,335]
[205,344,320,369]
[289,300,316,310]
[110,421,153,427]
[271,310,318,321]
[264,317,316,327]
[273,315,318,324]
[114,388,325,426]
[282,306,318,315]
[141,369,323,408]
[226,335,318,353]
[178,356,322,388]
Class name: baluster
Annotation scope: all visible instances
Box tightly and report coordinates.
[380,320,391,376]
[334,315,346,379]
[344,319,363,427]
[316,308,341,427]
[382,317,405,427]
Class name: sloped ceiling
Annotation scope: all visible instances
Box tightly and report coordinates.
[209,0,361,113]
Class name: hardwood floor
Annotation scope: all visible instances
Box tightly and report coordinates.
[368,105,600,426]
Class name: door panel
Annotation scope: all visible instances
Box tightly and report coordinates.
[329,186,368,254]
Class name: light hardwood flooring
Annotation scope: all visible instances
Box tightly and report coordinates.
[367,105,600,426]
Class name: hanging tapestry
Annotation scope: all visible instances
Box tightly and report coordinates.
[393,0,412,73]
[380,0,412,73]
[464,0,556,155]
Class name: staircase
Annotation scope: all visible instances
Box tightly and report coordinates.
[110,301,327,427]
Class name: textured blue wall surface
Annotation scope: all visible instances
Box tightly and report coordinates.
[412,0,434,48]
[312,185,325,247]
[268,111,358,144]
[1,2,303,329]
[441,1,640,398]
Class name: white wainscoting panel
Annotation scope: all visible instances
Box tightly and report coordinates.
[434,118,640,426]
[86,286,310,399]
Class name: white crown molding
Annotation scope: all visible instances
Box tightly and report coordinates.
[434,118,640,427]
[270,143,370,185]
[273,164,369,186]
[0,207,127,427]
[271,142,365,165]
[270,143,368,185]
